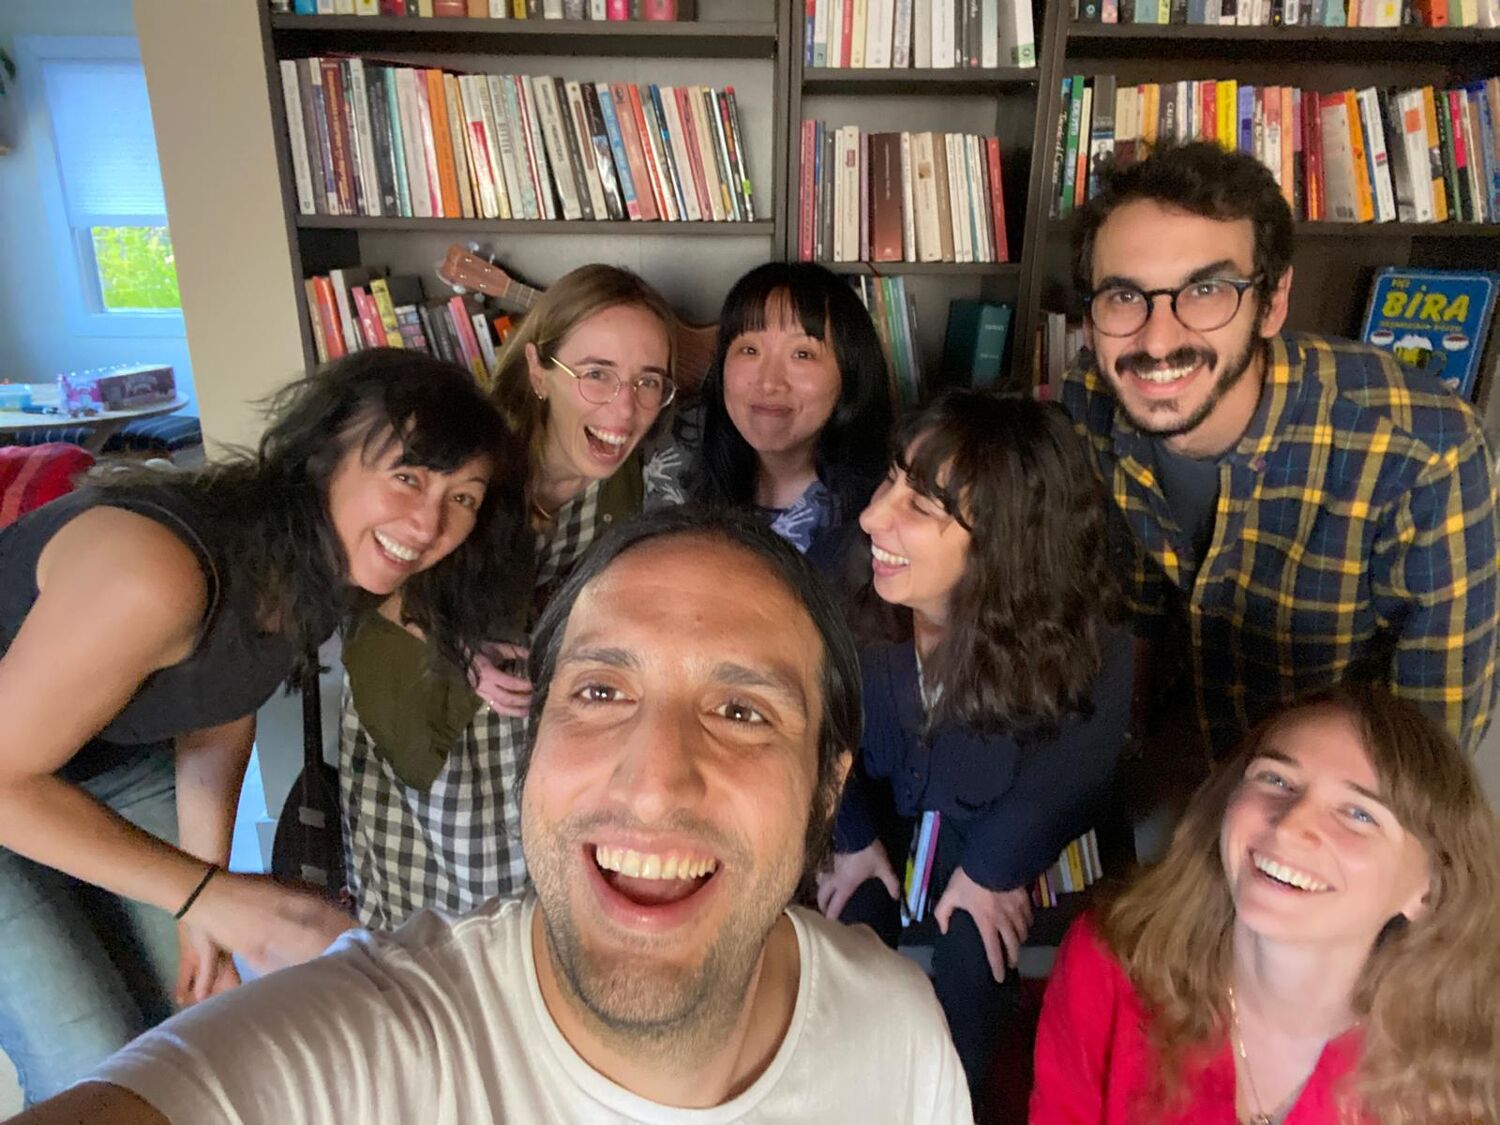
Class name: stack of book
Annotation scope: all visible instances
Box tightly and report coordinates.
[1051,75,1500,224]
[279,58,756,223]
[1031,828,1104,909]
[276,0,694,19]
[1070,0,1498,26]
[303,265,512,380]
[851,275,923,404]
[804,0,1037,69]
[798,123,1010,264]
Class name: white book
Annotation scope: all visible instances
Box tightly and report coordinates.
[912,132,942,261]
[353,0,378,13]
[893,0,913,66]
[394,69,432,218]
[998,0,1035,67]
[1175,81,1190,143]
[637,87,680,221]
[329,266,373,353]
[315,0,334,12]
[485,76,526,220]
[1205,0,1223,20]
[590,0,608,15]
[564,79,609,220]
[1456,91,1487,221]
[981,0,998,68]
[534,78,582,221]
[687,86,727,222]
[471,77,510,220]
[932,0,955,68]
[659,86,705,222]
[813,0,831,66]
[828,0,844,67]
[489,0,510,15]
[333,0,354,12]
[515,76,555,220]
[413,73,445,217]
[543,0,565,16]
[343,60,381,219]
[913,0,932,67]
[458,77,500,220]
[851,0,869,67]
[866,0,894,67]
[278,60,316,216]
[1318,96,1362,222]
[899,130,917,260]
[1355,87,1397,221]
[834,125,857,260]
[1479,0,1498,26]
[1388,89,1435,222]
[1369,0,1401,23]
[944,134,970,263]
[968,135,991,262]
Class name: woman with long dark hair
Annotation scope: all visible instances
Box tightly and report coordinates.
[646,262,893,567]
[0,348,522,1104]
[339,264,678,931]
[815,388,1133,1111]
[1032,684,1500,1124]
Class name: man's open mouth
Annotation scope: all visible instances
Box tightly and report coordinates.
[591,843,719,908]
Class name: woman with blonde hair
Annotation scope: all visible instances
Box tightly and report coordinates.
[1031,683,1500,1125]
[339,264,679,930]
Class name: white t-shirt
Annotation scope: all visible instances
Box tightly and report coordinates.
[93,894,971,1124]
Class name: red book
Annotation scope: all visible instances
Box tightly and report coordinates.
[1303,92,1324,220]
[626,84,673,220]
[432,0,467,14]
[799,120,816,260]
[319,60,358,215]
[606,0,629,16]
[351,287,386,349]
[641,0,677,16]
[448,296,486,380]
[311,275,346,358]
[611,83,658,221]
[379,0,404,14]
[673,86,714,221]
[985,137,1010,263]
[1200,81,1217,144]
[868,132,902,262]
[1414,0,1448,24]
[840,0,855,66]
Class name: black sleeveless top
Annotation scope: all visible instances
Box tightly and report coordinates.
[0,486,330,779]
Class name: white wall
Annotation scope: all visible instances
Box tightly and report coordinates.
[0,0,195,408]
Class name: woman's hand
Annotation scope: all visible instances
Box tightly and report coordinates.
[187,871,357,976]
[174,921,241,1006]
[934,865,1034,983]
[471,643,531,718]
[816,840,901,921]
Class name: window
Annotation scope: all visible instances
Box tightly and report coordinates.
[16,37,183,336]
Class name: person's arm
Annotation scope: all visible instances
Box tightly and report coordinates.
[958,629,1134,892]
[11,1083,167,1125]
[1029,918,1118,1124]
[1376,426,1499,753]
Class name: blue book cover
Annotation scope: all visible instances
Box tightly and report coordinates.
[594,84,639,219]
[1361,268,1500,402]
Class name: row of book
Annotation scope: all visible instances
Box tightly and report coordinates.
[1031,829,1103,909]
[1051,76,1500,225]
[275,0,692,18]
[851,275,924,405]
[804,0,1037,69]
[304,265,512,379]
[1072,0,1499,25]
[798,123,1012,265]
[279,57,757,223]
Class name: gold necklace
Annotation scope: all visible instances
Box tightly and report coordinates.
[1227,986,1274,1125]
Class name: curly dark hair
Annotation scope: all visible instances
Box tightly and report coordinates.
[1071,141,1294,307]
[896,389,1124,735]
[96,349,527,676]
[687,262,893,522]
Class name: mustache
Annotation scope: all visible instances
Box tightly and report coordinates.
[1115,347,1217,378]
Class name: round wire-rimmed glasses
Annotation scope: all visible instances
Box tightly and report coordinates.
[1084,275,1263,338]
[550,356,677,410]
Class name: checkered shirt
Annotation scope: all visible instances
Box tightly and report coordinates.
[1063,331,1499,757]
[340,484,603,930]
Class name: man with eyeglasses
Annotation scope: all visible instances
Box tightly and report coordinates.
[1062,142,1498,786]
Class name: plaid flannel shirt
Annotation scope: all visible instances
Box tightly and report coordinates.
[1064,331,1499,757]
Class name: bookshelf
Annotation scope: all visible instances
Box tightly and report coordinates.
[255,2,1500,390]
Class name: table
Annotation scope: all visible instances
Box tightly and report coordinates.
[0,395,190,456]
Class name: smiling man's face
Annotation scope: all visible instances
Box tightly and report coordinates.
[521,535,826,1040]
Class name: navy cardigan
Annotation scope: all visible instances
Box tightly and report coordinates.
[833,625,1134,891]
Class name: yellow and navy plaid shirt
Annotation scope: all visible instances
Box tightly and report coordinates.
[1064,332,1499,757]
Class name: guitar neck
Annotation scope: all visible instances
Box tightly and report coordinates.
[501,278,543,310]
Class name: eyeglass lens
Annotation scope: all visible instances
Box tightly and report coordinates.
[1089,280,1248,336]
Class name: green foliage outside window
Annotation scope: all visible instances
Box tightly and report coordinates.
[91,225,181,311]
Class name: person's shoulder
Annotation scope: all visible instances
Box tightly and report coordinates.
[367,891,530,967]
[790,906,948,1031]
[1296,332,1488,462]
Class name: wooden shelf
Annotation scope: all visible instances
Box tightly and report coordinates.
[1047,217,1500,239]
[269,14,779,58]
[295,215,776,235]
[816,260,1023,276]
[1065,22,1500,62]
[801,67,1040,94]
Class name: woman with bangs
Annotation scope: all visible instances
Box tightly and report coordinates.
[815,388,1134,1113]
[645,261,893,568]
[1032,684,1500,1125]
[339,264,678,931]
[0,349,522,1104]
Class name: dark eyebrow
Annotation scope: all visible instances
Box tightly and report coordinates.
[1094,260,1246,291]
[556,645,639,671]
[712,661,809,715]
[1250,749,1393,808]
[573,356,671,378]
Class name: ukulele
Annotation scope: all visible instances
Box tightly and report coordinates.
[436,244,719,394]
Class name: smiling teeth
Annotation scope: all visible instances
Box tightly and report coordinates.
[374,530,419,562]
[1136,363,1197,384]
[1253,853,1330,892]
[871,544,909,566]
[586,426,628,447]
[596,845,717,880]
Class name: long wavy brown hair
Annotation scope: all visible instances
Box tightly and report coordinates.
[1100,683,1500,1123]
[896,390,1124,734]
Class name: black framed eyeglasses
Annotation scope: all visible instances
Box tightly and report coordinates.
[1084,275,1264,337]
[550,356,677,410]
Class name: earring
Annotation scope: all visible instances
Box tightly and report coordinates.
[534,390,546,402]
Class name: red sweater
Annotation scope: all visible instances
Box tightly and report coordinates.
[1030,918,1367,1125]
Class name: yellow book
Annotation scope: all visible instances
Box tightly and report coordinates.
[1217,79,1237,154]
[368,278,405,347]
[851,0,869,68]
[1420,86,1451,221]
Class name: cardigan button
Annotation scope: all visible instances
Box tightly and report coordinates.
[603,513,613,523]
